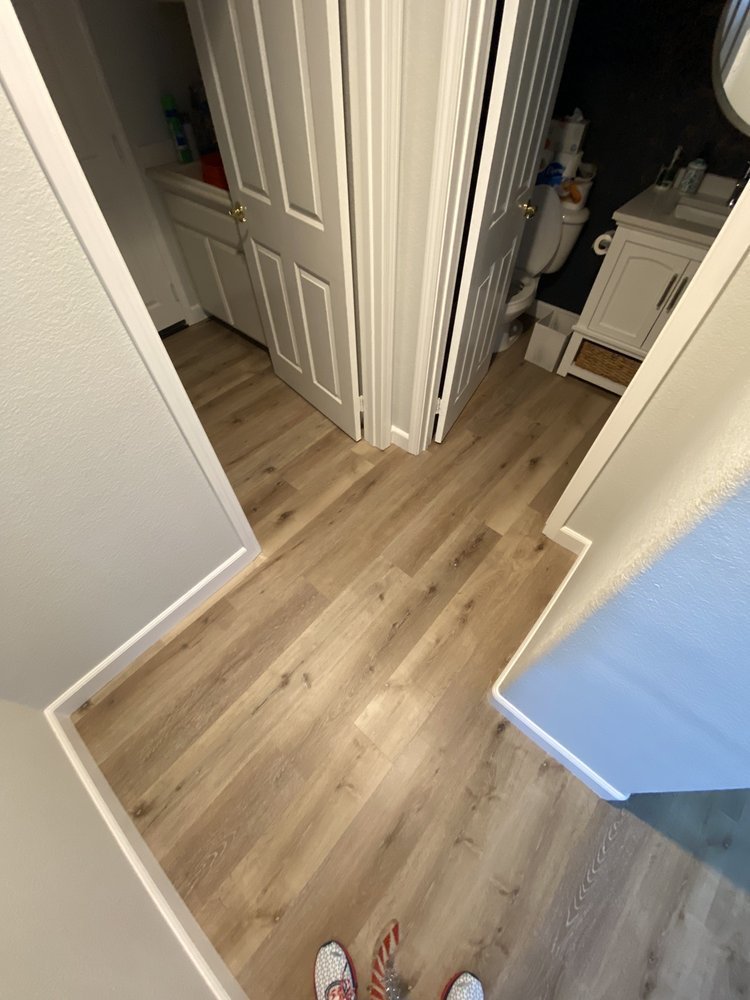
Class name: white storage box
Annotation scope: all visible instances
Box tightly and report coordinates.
[524,305,577,372]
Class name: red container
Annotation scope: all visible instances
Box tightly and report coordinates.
[200,152,229,190]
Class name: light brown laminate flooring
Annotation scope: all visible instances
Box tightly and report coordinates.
[75,321,750,999]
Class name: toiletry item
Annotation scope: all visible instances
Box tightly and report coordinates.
[592,231,614,256]
[655,145,683,189]
[161,94,192,164]
[181,115,200,162]
[679,157,707,194]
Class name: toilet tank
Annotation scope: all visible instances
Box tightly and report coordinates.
[543,206,589,274]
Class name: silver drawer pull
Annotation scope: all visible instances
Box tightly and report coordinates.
[656,273,678,309]
[666,275,689,313]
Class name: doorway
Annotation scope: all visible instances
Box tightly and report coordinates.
[12,0,363,451]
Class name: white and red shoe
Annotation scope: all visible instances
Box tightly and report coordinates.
[314,941,357,1000]
[441,971,484,1000]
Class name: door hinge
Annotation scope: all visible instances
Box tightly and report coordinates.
[359,394,365,412]
[435,397,443,415]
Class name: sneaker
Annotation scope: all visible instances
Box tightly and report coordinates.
[314,940,357,1000]
[442,971,484,1000]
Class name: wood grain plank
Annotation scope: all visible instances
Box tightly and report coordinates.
[73,323,747,1000]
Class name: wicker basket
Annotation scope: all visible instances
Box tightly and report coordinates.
[574,339,640,387]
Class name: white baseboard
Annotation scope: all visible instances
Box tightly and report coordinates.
[491,525,627,801]
[45,709,249,1000]
[48,545,257,716]
[43,547,261,1000]
[490,692,627,800]
[390,425,411,450]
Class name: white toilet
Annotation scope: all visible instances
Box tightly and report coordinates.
[497,184,589,350]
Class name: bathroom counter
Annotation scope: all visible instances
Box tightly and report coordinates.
[613,174,734,248]
[147,161,232,212]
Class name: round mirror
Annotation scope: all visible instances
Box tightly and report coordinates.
[713,1,750,135]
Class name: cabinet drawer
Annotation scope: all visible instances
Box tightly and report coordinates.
[163,190,241,248]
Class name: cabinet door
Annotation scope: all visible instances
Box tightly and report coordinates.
[588,240,689,349]
[173,224,263,340]
[641,258,701,351]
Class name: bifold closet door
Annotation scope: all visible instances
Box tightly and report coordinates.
[436,0,578,441]
[187,0,361,440]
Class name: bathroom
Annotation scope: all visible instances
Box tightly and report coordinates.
[516,0,750,391]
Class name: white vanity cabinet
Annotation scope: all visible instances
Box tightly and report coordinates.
[148,163,264,343]
[556,179,728,394]
[585,232,701,350]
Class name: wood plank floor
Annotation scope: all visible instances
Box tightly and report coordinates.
[75,321,750,999]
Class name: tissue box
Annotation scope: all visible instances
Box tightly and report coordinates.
[547,117,589,155]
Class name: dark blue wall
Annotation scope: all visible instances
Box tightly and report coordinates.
[538,0,750,314]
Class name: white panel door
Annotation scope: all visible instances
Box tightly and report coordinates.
[436,0,578,441]
[188,0,361,439]
[13,0,186,332]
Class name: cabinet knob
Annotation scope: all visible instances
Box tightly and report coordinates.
[228,202,247,224]
[520,201,537,220]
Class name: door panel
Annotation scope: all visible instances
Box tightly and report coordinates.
[589,241,689,348]
[188,0,360,438]
[14,0,186,332]
[436,0,578,441]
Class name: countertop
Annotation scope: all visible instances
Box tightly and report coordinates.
[146,161,232,211]
[613,172,734,248]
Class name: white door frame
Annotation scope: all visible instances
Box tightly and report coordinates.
[405,0,497,454]
[344,0,404,449]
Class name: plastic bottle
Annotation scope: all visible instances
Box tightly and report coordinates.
[679,158,707,194]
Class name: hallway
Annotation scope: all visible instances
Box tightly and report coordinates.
[74,323,750,998]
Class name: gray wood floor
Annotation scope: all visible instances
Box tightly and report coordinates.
[75,322,750,998]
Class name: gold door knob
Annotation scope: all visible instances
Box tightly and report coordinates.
[520,201,537,220]
[228,202,247,223]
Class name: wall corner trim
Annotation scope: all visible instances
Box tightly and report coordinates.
[490,690,628,801]
[47,547,257,715]
[489,525,630,801]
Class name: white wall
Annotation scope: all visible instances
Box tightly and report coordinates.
[524,247,750,661]
[75,0,205,322]
[0,698,217,999]
[78,0,200,154]
[494,245,750,797]
[0,82,244,709]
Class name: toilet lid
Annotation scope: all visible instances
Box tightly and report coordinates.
[515,185,563,276]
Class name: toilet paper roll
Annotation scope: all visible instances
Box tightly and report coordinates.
[592,230,615,256]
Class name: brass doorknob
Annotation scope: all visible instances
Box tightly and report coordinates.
[520,201,537,220]
[228,202,247,223]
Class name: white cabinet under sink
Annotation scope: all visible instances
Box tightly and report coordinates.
[586,234,699,350]
[557,178,731,395]
[148,163,264,343]
[559,225,705,394]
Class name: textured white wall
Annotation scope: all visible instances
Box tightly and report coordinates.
[529,248,750,656]
[0,698,216,999]
[0,85,242,708]
[518,246,750,663]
